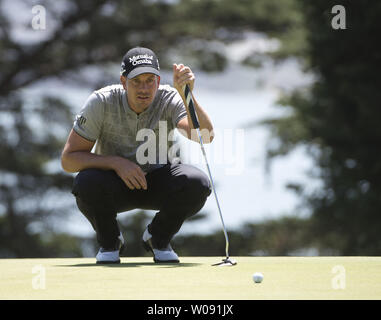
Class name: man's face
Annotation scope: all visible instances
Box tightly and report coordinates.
[121,73,160,113]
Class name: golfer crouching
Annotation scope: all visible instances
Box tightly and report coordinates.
[61,47,213,264]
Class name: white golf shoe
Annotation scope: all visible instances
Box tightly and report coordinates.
[142,227,179,263]
[96,232,125,264]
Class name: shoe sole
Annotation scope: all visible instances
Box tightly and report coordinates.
[96,259,121,264]
[153,259,180,263]
[142,240,180,264]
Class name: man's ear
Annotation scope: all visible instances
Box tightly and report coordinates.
[157,75,161,87]
[120,75,127,90]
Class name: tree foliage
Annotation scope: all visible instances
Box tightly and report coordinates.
[263,0,381,254]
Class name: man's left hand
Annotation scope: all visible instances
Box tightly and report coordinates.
[173,63,195,95]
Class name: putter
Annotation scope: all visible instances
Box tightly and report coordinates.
[184,84,237,267]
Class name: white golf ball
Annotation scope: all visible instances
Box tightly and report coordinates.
[252,272,264,283]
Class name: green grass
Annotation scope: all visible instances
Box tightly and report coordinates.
[0,257,380,300]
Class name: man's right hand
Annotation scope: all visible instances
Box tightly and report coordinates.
[111,157,147,190]
[61,129,147,190]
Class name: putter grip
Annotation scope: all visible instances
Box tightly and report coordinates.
[184,84,200,129]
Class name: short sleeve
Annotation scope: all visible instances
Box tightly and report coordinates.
[169,90,187,128]
[73,92,104,142]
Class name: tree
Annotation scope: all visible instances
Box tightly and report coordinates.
[262,0,381,254]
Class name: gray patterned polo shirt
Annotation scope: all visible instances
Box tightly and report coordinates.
[73,84,187,173]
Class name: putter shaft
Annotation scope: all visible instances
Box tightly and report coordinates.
[195,128,231,260]
[184,84,233,263]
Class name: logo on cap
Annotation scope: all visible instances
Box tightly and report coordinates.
[129,54,154,66]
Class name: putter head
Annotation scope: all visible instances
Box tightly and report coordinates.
[212,257,237,267]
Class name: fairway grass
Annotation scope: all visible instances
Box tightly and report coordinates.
[0,256,380,300]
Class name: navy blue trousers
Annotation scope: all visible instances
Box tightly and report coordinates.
[72,163,211,250]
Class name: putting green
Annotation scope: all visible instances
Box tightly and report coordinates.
[0,256,380,300]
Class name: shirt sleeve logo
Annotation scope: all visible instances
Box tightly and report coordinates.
[75,114,87,125]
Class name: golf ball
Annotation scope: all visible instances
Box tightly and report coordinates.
[252,272,264,283]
